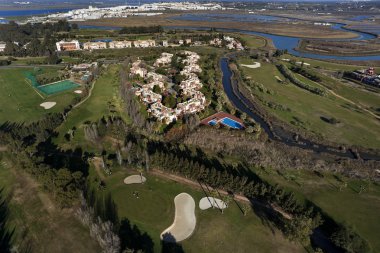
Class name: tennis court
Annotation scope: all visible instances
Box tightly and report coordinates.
[38,80,80,95]
[24,72,80,95]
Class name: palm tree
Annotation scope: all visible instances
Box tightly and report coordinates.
[242,203,251,216]
[137,167,144,183]
[221,195,232,214]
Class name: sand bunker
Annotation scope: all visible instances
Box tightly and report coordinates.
[161,193,196,243]
[123,175,146,184]
[296,61,311,66]
[40,102,56,109]
[74,90,83,94]
[199,197,227,210]
[241,62,261,69]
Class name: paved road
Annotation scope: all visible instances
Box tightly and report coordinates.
[0,64,65,69]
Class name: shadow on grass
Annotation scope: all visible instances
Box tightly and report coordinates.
[0,188,15,253]
[161,232,185,253]
[85,187,155,253]
[119,218,154,253]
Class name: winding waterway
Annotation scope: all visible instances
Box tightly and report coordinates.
[169,12,380,60]
[220,57,380,160]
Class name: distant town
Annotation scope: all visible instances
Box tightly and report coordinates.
[22,2,224,23]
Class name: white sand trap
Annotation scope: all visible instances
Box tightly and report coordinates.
[161,193,196,243]
[123,175,146,184]
[241,62,261,69]
[40,102,56,110]
[199,197,227,210]
[296,61,311,66]
[74,90,83,94]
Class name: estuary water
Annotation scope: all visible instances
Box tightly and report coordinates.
[170,13,380,61]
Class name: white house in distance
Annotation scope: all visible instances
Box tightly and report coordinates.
[0,41,6,52]
[109,40,132,49]
[56,40,81,51]
[133,40,156,48]
[83,41,107,50]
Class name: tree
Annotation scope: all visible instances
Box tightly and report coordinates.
[245,126,254,133]
[241,112,247,121]
[331,225,370,253]
[152,85,162,94]
[46,53,61,65]
[221,195,232,214]
[163,95,176,109]
[242,203,251,216]
[284,214,322,245]
[137,167,144,184]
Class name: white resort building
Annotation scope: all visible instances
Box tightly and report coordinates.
[83,42,107,50]
[56,40,81,51]
[109,40,132,48]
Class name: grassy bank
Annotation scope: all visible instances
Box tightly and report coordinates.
[55,64,125,149]
[237,58,380,149]
[90,164,305,253]
[252,166,380,253]
[0,67,79,124]
[0,154,100,252]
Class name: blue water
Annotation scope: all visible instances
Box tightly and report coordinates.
[79,25,122,30]
[220,117,244,129]
[209,119,217,126]
[348,15,372,21]
[172,13,288,23]
[168,25,380,61]
[0,8,73,17]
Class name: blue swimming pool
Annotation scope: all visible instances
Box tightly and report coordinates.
[209,119,217,126]
[220,117,244,129]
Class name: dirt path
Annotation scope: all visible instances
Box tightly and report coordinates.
[296,73,380,120]
[92,157,107,181]
[329,89,380,120]
[150,169,292,219]
[73,80,95,108]
[150,169,249,203]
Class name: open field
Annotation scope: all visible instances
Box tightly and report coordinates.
[298,39,380,56]
[0,154,100,252]
[90,165,305,253]
[238,58,380,149]
[252,166,380,253]
[0,67,80,124]
[79,12,358,39]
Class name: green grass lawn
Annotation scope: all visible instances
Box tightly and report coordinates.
[235,34,268,48]
[238,59,380,149]
[0,154,100,252]
[253,167,380,253]
[54,64,125,149]
[0,67,80,124]
[92,166,305,253]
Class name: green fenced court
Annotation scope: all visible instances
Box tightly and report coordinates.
[38,80,80,95]
[24,71,80,95]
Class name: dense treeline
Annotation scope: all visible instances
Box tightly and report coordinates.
[36,72,69,85]
[277,64,326,96]
[112,130,321,245]
[90,117,368,252]
[0,112,89,208]
[290,65,322,82]
[0,189,12,252]
[0,20,72,57]
[119,25,163,34]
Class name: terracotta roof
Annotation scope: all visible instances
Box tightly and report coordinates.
[200,111,245,126]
